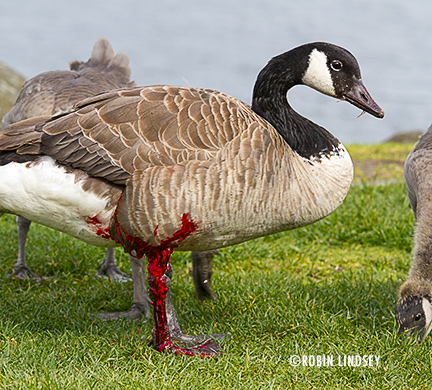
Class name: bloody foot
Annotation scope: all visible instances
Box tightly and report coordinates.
[148,256,226,357]
[113,210,226,357]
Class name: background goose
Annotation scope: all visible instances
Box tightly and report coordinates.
[1,38,219,297]
[0,38,135,281]
[396,125,432,340]
[0,42,384,356]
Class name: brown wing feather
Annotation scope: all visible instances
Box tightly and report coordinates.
[0,85,269,186]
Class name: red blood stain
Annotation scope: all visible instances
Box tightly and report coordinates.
[111,194,204,355]
[85,216,113,240]
[112,199,197,260]
[146,217,200,355]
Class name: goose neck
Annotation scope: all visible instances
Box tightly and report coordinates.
[252,84,341,161]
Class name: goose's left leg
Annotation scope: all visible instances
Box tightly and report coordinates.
[147,248,226,357]
[94,254,150,320]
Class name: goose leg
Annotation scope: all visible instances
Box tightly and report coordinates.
[164,265,227,345]
[94,254,150,320]
[128,254,150,318]
[11,215,129,282]
[147,249,225,357]
[192,250,219,301]
[13,216,40,280]
[96,247,132,282]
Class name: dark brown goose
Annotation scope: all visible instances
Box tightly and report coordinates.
[396,125,432,340]
[0,42,384,356]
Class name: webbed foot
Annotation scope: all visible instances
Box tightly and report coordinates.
[96,248,132,282]
[93,302,150,320]
[148,251,227,357]
[93,255,149,320]
[96,263,131,282]
[149,335,226,357]
[12,264,42,281]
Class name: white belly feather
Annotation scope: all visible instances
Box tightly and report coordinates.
[0,144,353,252]
[0,157,117,247]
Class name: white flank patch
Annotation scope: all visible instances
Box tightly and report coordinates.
[301,49,336,97]
[422,298,432,338]
[0,157,115,246]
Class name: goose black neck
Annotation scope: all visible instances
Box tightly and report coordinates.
[251,50,341,160]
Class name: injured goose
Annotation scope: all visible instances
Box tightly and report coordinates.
[0,42,384,356]
[396,125,432,340]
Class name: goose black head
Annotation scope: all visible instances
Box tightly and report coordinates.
[300,42,385,119]
[395,295,432,341]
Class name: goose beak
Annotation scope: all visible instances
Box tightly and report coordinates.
[343,78,385,119]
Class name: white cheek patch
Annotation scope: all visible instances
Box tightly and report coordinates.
[422,298,432,338]
[301,49,336,97]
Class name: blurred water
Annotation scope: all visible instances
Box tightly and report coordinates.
[1,0,432,143]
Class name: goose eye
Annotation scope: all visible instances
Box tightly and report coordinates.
[331,60,343,71]
[414,313,422,321]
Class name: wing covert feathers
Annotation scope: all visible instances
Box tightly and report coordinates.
[0,85,277,189]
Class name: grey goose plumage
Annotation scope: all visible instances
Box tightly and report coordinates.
[0,38,135,281]
[0,42,384,355]
[396,125,432,340]
[1,39,135,128]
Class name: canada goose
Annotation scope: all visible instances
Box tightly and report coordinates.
[0,42,383,356]
[396,125,432,340]
[0,38,134,281]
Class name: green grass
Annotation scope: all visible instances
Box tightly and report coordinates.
[347,142,413,184]
[1,144,431,389]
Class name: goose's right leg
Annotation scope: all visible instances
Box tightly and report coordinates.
[146,249,226,357]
